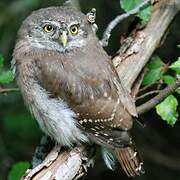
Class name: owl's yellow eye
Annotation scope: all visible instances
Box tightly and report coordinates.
[69,24,79,35]
[43,25,54,33]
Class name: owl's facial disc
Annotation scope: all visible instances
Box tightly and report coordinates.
[28,20,88,53]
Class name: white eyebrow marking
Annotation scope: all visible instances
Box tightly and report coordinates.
[41,20,61,28]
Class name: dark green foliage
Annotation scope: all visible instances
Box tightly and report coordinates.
[8,162,30,180]
[141,54,179,126]
[0,55,4,70]
[163,75,176,85]
[169,58,180,74]
[0,55,13,83]
[142,56,165,86]
[0,70,14,84]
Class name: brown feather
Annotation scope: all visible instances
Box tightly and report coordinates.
[115,144,145,177]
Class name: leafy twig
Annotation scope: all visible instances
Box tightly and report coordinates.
[100,0,151,47]
[137,78,180,115]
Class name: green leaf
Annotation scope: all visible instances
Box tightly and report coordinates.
[120,0,139,11]
[137,4,152,23]
[163,75,180,95]
[163,75,176,85]
[142,68,162,85]
[120,0,152,23]
[169,58,180,74]
[148,55,164,69]
[156,95,179,126]
[8,162,30,180]
[177,44,180,48]
[0,54,4,72]
[163,75,180,94]
[142,56,164,85]
[0,70,14,83]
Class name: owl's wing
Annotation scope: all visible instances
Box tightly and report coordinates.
[104,54,137,117]
[67,75,134,148]
[112,77,137,117]
[37,53,135,148]
[72,92,132,148]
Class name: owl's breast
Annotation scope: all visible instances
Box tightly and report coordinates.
[38,54,116,106]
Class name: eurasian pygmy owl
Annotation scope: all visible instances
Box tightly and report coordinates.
[12,6,144,177]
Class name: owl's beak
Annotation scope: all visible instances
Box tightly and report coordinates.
[59,31,68,47]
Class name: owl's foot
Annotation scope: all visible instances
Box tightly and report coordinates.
[82,156,95,172]
[81,144,96,172]
[72,144,96,180]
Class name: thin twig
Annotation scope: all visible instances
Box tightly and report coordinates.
[139,80,164,93]
[131,67,148,98]
[136,90,160,100]
[0,87,19,93]
[137,78,180,115]
[100,0,151,47]
[139,83,156,92]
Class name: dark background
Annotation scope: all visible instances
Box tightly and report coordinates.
[0,0,180,180]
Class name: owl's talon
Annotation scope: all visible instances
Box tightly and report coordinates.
[82,157,95,172]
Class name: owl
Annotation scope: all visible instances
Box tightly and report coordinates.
[12,5,144,177]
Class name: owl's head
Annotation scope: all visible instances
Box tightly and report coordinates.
[17,6,96,53]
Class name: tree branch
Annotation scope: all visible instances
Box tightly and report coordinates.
[136,90,160,101]
[137,78,180,115]
[100,0,151,47]
[23,145,95,180]
[113,0,180,91]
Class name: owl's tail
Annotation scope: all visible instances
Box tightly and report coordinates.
[115,144,145,177]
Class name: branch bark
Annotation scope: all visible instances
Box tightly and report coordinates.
[23,144,95,180]
[113,0,180,91]
[23,0,180,179]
